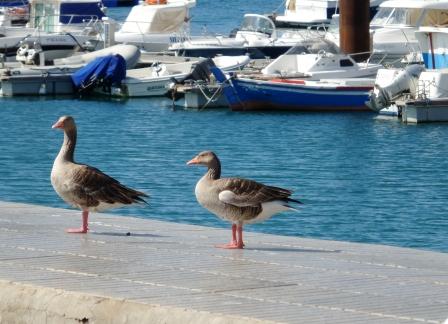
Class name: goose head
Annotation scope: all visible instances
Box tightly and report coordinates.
[52,115,76,132]
[187,151,219,167]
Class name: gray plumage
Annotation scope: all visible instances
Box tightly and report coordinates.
[188,151,301,225]
[51,116,147,213]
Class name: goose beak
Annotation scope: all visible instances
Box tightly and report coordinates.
[187,157,200,165]
[52,120,64,129]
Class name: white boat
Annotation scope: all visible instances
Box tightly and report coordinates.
[260,46,382,79]
[371,0,448,60]
[273,0,386,28]
[169,14,327,59]
[367,26,448,122]
[105,55,250,97]
[0,44,140,96]
[114,0,196,52]
[0,0,106,63]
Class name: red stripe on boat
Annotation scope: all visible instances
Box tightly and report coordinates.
[270,79,306,84]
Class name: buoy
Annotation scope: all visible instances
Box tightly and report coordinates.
[146,0,167,5]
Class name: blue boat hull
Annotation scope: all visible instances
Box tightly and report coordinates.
[102,0,138,7]
[212,69,372,111]
[174,45,292,59]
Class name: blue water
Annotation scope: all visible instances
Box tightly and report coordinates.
[1,2,448,253]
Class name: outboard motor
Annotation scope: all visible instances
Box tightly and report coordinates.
[166,58,217,100]
[16,42,44,65]
[367,64,425,111]
[183,58,216,83]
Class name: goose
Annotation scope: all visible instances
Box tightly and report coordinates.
[51,116,148,233]
[187,151,302,249]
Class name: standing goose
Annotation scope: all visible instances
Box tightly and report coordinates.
[51,116,148,233]
[187,151,302,249]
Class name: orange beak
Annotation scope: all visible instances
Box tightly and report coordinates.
[52,120,64,129]
[186,157,200,165]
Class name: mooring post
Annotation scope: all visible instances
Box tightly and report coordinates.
[339,0,370,62]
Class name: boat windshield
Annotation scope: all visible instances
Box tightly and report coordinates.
[240,15,274,35]
[370,7,393,26]
[371,7,422,27]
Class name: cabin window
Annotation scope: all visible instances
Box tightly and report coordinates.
[340,59,353,67]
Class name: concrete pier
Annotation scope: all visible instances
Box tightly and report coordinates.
[0,201,447,323]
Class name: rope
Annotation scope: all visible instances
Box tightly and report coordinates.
[272,0,287,14]
[198,83,224,111]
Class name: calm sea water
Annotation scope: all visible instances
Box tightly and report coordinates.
[1,2,448,253]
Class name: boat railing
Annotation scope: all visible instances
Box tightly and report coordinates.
[10,14,105,52]
[417,79,433,100]
[399,28,420,56]
[31,14,103,33]
[343,51,387,66]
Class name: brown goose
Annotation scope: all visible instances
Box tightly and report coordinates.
[187,151,302,249]
[51,116,148,233]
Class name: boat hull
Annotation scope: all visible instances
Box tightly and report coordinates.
[213,72,372,112]
[173,45,292,59]
[122,76,181,97]
[0,73,74,96]
[403,99,448,123]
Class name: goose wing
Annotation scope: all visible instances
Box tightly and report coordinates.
[217,177,295,207]
[69,164,147,208]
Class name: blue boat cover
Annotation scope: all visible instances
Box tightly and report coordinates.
[0,1,28,6]
[60,2,105,24]
[71,54,126,93]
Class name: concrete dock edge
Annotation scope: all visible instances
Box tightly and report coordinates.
[0,280,273,324]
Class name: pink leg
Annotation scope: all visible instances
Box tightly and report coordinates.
[216,224,244,249]
[66,210,89,234]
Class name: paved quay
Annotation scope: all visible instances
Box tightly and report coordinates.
[0,201,447,324]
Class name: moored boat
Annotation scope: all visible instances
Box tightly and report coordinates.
[273,0,385,29]
[371,0,448,61]
[0,44,140,96]
[212,67,374,111]
[102,54,250,97]
[169,14,324,59]
[367,26,448,122]
[0,0,106,63]
[114,0,196,52]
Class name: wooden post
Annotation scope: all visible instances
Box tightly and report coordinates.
[339,0,370,61]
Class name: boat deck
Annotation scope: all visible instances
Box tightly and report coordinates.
[0,201,447,323]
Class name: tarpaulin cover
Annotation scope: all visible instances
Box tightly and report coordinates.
[59,2,105,24]
[71,54,126,92]
[0,1,28,6]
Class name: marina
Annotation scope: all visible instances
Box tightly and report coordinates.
[1,0,448,322]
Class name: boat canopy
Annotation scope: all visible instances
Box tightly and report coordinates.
[59,1,105,24]
[120,2,190,33]
[379,1,448,10]
[0,1,28,6]
[371,2,448,27]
